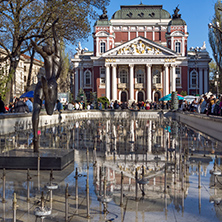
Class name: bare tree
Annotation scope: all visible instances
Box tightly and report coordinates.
[209,0,222,93]
[0,0,110,102]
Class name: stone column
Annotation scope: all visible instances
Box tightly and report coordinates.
[75,68,79,99]
[146,64,152,101]
[199,68,203,95]
[129,64,134,101]
[112,64,117,101]
[80,66,83,89]
[105,64,110,101]
[164,64,169,96]
[171,65,176,92]
[182,37,185,56]
[204,68,208,94]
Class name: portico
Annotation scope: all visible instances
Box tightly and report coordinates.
[72,3,211,102]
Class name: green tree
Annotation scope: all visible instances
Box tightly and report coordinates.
[209,60,221,94]
[76,88,87,104]
[0,64,12,101]
[209,0,222,94]
[0,0,110,103]
[180,91,187,96]
[58,40,71,93]
[98,96,109,108]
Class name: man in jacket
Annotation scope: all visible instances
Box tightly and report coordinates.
[13,98,29,113]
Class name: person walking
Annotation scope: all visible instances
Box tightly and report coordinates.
[56,100,63,113]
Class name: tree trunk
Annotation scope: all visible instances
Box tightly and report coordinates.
[26,48,35,92]
[5,57,20,104]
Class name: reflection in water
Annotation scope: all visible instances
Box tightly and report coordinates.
[0,116,222,221]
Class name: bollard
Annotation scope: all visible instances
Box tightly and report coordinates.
[37,155,40,190]
[198,162,201,189]
[181,170,184,191]
[2,168,6,203]
[75,168,78,213]
[103,176,107,213]
[99,167,102,196]
[164,163,167,194]
[50,169,54,203]
[86,149,89,170]
[12,192,18,222]
[174,162,177,185]
[27,168,32,202]
[120,171,123,207]
[93,146,97,166]
[65,184,69,222]
[37,155,40,176]
[86,178,90,218]
[135,168,138,201]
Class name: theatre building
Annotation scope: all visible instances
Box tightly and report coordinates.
[72,4,211,102]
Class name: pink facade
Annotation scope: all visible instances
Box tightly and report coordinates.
[72,4,211,102]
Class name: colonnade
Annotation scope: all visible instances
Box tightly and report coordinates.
[105,63,176,102]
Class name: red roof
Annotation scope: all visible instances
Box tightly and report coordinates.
[21,54,43,64]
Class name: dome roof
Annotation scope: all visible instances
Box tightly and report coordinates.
[168,18,186,26]
[94,19,111,26]
[111,5,171,20]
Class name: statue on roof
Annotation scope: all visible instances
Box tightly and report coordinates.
[76,42,88,55]
[172,5,181,19]
[99,7,108,20]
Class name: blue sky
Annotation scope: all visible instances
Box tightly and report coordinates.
[71,0,217,59]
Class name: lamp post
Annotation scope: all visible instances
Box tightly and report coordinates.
[215,71,219,98]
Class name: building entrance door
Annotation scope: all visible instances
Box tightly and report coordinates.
[154,91,160,102]
[121,91,127,102]
[138,91,143,102]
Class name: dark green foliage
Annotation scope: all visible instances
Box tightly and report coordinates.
[97,96,109,108]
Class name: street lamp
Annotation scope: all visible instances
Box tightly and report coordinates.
[215,71,219,98]
[190,47,200,96]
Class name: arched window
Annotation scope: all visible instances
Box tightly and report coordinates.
[84,70,91,85]
[153,70,161,84]
[120,70,128,83]
[136,69,144,83]
[175,42,181,53]
[100,42,106,53]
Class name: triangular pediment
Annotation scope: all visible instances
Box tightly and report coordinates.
[102,36,177,57]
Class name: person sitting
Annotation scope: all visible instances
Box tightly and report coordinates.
[24,97,33,112]
[13,98,29,113]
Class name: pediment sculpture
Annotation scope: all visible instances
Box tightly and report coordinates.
[111,41,164,56]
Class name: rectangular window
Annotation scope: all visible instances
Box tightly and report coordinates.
[24,66,26,72]
[176,67,181,75]
[100,67,106,84]
[24,76,27,82]
[176,77,181,87]
[176,67,181,87]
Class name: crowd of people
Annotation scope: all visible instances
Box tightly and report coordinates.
[1,94,222,116]
[62,100,170,111]
[179,94,222,116]
[0,96,33,113]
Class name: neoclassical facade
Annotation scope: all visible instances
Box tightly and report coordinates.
[72,4,211,102]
